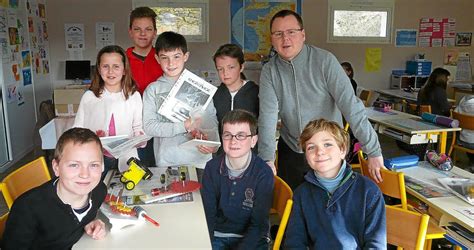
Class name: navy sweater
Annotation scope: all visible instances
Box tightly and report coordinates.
[202,153,274,249]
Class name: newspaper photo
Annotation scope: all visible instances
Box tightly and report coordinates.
[158,69,217,123]
[438,178,474,205]
[101,134,151,159]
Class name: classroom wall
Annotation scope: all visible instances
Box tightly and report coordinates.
[46,0,474,90]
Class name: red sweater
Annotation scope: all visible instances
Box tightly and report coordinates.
[126,47,163,95]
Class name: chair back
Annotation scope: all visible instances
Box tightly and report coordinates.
[359,90,373,107]
[452,111,474,130]
[386,205,429,250]
[358,151,408,209]
[272,175,293,250]
[0,184,9,240]
[2,156,51,208]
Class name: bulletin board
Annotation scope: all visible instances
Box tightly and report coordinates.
[418,18,456,47]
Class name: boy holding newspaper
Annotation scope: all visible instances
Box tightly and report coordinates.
[143,31,219,173]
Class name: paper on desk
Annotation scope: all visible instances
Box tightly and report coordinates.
[455,207,474,221]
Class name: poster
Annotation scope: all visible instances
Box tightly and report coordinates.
[64,23,85,50]
[364,48,382,72]
[96,22,114,49]
[22,68,31,86]
[395,29,417,47]
[455,32,472,46]
[418,18,456,47]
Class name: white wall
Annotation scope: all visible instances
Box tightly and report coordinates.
[46,0,474,90]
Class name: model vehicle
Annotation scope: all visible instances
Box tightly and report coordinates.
[120,157,153,190]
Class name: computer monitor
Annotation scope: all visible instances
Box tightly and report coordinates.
[65,60,91,80]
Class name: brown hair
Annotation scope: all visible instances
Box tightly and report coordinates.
[418,67,451,100]
[270,9,304,31]
[129,6,157,30]
[341,62,354,79]
[213,44,246,80]
[299,119,349,154]
[222,109,258,135]
[89,45,137,99]
[54,127,103,162]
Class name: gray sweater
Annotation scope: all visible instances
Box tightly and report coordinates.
[258,44,381,161]
[143,74,218,167]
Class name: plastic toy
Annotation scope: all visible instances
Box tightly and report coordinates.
[120,157,153,190]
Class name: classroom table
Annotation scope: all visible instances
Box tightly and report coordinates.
[377,89,456,107]
[74,166,212,250]
[365,107,461,154]
[399,162,474,232]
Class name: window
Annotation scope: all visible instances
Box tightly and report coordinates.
[132,0,209,42]
[327,0,394,44]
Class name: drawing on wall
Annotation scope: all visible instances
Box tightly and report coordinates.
[21,50,30,67]
[38,3,45,18]
[0,0,8,8]
[16,86,24,106]
[22,68,32,86]
[42,59,48,74]
[0,38,8,60]
[7,84,17,103]
[0,8,6,33]
[11,63,20,81]
[8,27,19,45]
[28,16,33,32]
[42,20,47,40]
[455,32,472,46]
[9,0,18,8]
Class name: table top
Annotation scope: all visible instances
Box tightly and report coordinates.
[365,107,461,134]
[377,89,418,102]
[74,166,212,250]
[399,162,474,232]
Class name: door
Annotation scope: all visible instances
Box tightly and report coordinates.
[0,88,10,167]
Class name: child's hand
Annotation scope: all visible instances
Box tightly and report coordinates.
[133,131,147,148]
[197,145,217,154]
[96,130,106,137]
[84,219,107,240]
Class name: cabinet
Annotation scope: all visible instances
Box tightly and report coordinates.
[390,74,429,90]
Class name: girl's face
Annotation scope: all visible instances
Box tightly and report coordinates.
[99,52,125,92]
[304,131,346,178]
[215,56,243,90]
[342,66,351,77]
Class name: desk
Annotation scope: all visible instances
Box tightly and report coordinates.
[74,166,212,250]
[377,89,418,102]
[399,162,474,232]
[365,107,461,153]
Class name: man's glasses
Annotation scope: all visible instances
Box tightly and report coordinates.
[271,28,303,39]
[222,132,254,141]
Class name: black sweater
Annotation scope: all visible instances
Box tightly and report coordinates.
[2,179,106,250]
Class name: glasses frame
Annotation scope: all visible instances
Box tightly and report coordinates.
[271,28,303,39]
[222,132,254,141]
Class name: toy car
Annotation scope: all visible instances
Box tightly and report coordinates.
[120,157,153,190]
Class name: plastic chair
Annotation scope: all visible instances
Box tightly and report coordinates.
[0,184,9,240]
[386,205,430,250]
[449,111,474,162]
[271,175,293,250]
[358,151,445,249]
[1,156,52,209]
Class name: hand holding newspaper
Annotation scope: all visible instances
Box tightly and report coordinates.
[158,69,217,123]
[101,134,152,159]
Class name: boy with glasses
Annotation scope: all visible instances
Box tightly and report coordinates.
[258,9,384,189]
[202,109,274,250]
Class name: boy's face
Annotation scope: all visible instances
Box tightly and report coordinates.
[129,17,156,50]
[222,122,257,160]
[215,56,243,89]
[52,141,103,199]
[156,49,189,80]
[304,131,346,178]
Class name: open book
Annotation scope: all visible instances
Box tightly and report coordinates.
[158,69,217,122]
[438,178,474,205]
[100,134,151,159]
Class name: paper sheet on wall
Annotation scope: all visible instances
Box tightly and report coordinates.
[96,22,114,49]
[364,48,381,72]
[64,23,84,51]
[455,52,472,81]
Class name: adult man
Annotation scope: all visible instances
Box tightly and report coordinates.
[258,10,384,189]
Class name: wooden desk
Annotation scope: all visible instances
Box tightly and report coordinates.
[74,166,212,250]
[365,107,461,153]
[399,162,474,232]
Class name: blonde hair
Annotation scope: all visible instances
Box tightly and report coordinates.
[299,119,349,154]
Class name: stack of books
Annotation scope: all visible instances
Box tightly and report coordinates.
[444,222,474,249]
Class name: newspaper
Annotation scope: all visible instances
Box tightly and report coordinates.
[438,178,474,205]
[101,134,151,159]
[158,69,217,122]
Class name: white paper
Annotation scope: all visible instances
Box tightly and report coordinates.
[179,139,221,149]
[64,23,85,51]
[95,22,114,49]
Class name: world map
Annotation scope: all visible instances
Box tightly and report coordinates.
[230,1,300,62]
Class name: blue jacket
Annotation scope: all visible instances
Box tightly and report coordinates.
[284,166,386,249]
[202,153,274,250]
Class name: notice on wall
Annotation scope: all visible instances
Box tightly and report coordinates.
[96,22,114,49]
[418,18,456,47]
[64,23,84,51]
[364,48,382,72]
[395,29,417,47]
